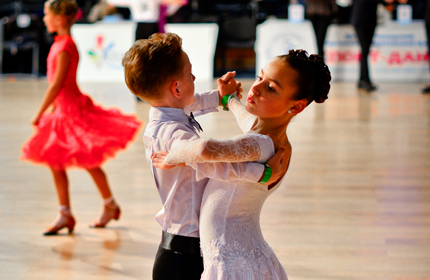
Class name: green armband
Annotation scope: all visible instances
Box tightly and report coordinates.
[221,94,231,111]
[259,164,272,183]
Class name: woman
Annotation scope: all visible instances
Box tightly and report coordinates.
[152,49,331,279]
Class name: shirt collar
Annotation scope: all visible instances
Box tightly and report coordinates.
[149,107,202,133]
[149,107,188,122]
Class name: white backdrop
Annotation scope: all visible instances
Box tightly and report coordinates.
[255,19,317,75]
[71,22,218,92]
[166,23,218,92]
[72,21,135,83]
[256,18,428,83]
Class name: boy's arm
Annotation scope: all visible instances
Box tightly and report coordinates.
[184,71,242,117]
[183,90,220,117]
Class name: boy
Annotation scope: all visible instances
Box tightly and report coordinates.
[122,33,285,280]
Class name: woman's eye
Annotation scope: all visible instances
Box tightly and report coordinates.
[256,75,262,81]
[268,85,275,92]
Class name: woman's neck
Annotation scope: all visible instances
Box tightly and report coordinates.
[251,117,290,146]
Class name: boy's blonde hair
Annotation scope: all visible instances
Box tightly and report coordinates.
[122,33,184,101]
[47,0,78,23]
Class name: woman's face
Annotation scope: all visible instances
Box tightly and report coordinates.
[246,58,298,119]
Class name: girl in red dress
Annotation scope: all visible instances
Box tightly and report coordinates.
[21,0,142,235]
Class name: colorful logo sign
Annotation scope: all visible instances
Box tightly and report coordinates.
[87,34,123,70]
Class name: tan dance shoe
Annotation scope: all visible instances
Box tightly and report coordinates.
[43,211,76,236]
[89,202,120,228]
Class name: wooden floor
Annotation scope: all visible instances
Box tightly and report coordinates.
[0,77,429,280]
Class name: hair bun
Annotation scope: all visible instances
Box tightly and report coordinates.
[307,54,331,103]
[286,49,331,104]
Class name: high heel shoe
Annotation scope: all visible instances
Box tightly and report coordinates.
[358,80,377,92]
[89,202,120,228]
[43,211,76,236]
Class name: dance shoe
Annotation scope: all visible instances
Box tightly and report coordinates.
[358,80,377,92]
[89,202,120,228]
[43,211,76,236]
[421,85,430,94]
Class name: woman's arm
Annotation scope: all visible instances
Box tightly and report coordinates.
[31,51,70,126]
[217,72,256,132]
[153,133,273,166]
[227,95,257,133]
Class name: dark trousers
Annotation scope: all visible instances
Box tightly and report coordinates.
[354,23,376,83]
[152,231,204,280]
[135,22,159,41]
[134,22,160,102]
[309,15,332,60]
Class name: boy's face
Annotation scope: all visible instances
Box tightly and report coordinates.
[177,51,195,108]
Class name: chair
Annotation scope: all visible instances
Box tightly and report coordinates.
[0,0,20,18]
[22,0,45,15]
[212,1,257,73]
[1,13,44,77]
[217,15,257,73]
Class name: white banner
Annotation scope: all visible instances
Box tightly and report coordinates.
[256,19,429,83]
[256,19,317,74]
[72,22,218,90]
[72,21,135,82]
[166,23,218,92]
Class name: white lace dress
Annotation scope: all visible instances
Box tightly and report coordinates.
[163,96,288,280]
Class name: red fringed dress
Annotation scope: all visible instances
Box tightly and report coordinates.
[21,34,142,170]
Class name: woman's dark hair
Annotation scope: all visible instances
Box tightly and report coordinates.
[277,49,331,104]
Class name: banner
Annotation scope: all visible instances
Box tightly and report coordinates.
[256,19,428,82]
[72,22,135,82]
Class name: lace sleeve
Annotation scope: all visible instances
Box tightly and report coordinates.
[164,133,273,166]
[228,95,257,133]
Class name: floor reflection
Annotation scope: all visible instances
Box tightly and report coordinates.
[1,79,429,279]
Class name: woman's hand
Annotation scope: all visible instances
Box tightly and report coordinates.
[263,146,291,187]
[30,113,41,126]
[151,151,186,169]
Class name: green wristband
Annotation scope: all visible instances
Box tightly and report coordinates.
[221,94,231,111]
[259,164,272,183]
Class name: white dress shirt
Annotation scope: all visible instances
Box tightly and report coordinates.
[107,0,160,22]
[143,90,264,237]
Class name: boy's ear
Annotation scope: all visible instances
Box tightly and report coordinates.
[170,80,181,98]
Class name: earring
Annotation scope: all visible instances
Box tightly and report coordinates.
[288,110,292,114]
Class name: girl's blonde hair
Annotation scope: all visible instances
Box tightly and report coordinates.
[47,0,79,23]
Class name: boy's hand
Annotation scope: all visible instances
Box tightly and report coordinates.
[262,146,290,186]
[151,152,186,170]
[217,71,243,105]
